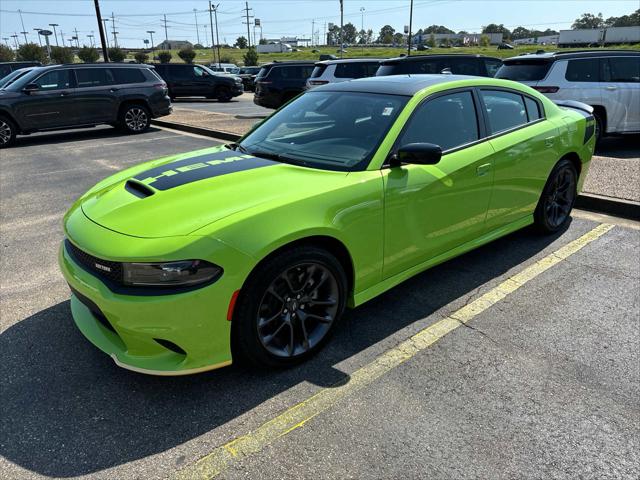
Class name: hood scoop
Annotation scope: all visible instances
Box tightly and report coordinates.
[125,180,155,199]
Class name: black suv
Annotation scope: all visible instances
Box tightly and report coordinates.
[253,61,315,109]
[0,63,171,148]
[153,63,243,101]
[376,54,503,77]
[235,66,261,91]
[0,61,42,79]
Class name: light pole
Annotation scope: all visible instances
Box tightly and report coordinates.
[339,0,344,58]
[88,34,95,47]
[18,9,28,43]
[34,28,43,47]
[49,24,59,46]
[102,18,110,49]
[11,35,19,49]
[407,0,414,56]
[360,7,365,53]
[38,29,52,62]
[194,9,200,45]
[147,30,155,56]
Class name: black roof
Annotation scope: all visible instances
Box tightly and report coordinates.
[22,62,153,72]
[381,54,501,64]
[315,74,482,96]
[504,49,640,63]
[261,60,316,67]
[315,58,383,66]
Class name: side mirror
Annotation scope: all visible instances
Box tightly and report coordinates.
[390,143,442,167]
[22,83,39,93]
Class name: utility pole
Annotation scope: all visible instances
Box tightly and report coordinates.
[101,18,110,48]
[339,0,344,58]
[212,3,221,67]
[60,30,65,45]
[194,9,200,45]
[324,23,327,46]
[18,9,28,43]
[209,1,220,66]
[311,20,315,47]
[407,0,413,56]
[49,24,59,46]
[94,0,109,62]
[74,28,81,48]
[163,14,169,47]
[203,24,208,47]
[243,2,253,48]
[34,29,43,47]
[87,34,95,47]
[110,13,118,48]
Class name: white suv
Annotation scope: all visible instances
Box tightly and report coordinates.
[496,50,639,140]
[305,58,381,90]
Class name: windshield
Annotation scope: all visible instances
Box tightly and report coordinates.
[0,68,33,88]
[495,61,552,81]
[239,91,408,171]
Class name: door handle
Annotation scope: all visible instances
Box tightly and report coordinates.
[476,163,491,176]
[60,91,72,96]
[605,86,617,90]
[110,87,119,92]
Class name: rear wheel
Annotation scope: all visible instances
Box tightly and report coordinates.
[118,104,150,134]
[534,159,577,233]
[593,111,604,144]
[232,246,347,368]
[0,115,17,148]
[216,86,232,102]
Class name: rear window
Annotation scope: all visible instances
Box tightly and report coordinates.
[495,60,552,81]
[377,58,481,76]
[310,64,328,78]
[111,68,146,84]
[275,65,314,79]
[565,59,600,82]
[334,62,379,79]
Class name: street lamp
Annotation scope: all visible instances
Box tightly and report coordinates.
[360,7,365,52]
[49,23,59,46]
[146,30,155,55]
[11,34,19,48]
[34,28,43,47]
[87,34,95,47]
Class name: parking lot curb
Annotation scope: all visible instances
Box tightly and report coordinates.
[151,119,242,142]
[576,193,640,221]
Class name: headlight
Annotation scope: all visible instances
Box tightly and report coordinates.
[122,260,222,287]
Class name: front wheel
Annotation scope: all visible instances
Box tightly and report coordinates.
[118,104,151,134]
[232,246,347,368]
[534,159,577,233]
[0,115,17,148]
[216,87,232,102]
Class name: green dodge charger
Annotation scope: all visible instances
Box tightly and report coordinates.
[59,75,595,375]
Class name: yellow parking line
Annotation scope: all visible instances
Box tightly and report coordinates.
[173,223,615,480]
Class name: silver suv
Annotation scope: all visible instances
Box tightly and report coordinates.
[496,50,640,140]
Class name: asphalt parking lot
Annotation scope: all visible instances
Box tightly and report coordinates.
[173,92,271,117]
[1,127,638,480]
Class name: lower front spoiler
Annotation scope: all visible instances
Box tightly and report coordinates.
[109,353,231,376]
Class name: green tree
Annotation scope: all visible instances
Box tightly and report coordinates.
[378,25,395,43]
[392,32,405,45]
[327,24,340,45]
[157,50,172,63]
[479,34,490,47]
[108,47,126,62]
[17,43,46,63]
[482,23,511,40]
[604,9,640,27]
[259,38,268,45]
[235,36,248,49]
[134,51,149,63]
[572,12,604,29]
[77,45,99,63]
[511,26,531,40]
[0,43,15,62]
[426,34,436,47]
[424,25,454,34]
[342,22,357,43]
[243,46,258,66]
[178,47,196,63]
[50,46,74,64]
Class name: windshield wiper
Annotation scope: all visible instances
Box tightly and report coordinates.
[226,142,249,154]
[247,149,307,167]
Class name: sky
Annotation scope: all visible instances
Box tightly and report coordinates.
[1,0,637,48]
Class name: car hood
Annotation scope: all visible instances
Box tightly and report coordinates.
[79,146,349,238]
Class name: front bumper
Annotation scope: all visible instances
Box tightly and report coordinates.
[58,208,253,375]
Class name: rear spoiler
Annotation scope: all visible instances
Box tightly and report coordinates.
[553,100,594,115]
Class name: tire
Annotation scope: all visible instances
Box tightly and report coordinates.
[216,87,232,102]
[232,246,348,368]
[593,111,604,144]
[0,115,17,148]
[533,159,577,234]
[118,104,151,134]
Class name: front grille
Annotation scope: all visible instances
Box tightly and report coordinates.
[65,239,123,285]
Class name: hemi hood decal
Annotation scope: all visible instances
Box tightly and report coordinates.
[134,150,277,191]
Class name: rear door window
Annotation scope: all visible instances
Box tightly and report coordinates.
[495,61,552,81]
[481,90,528,134]
[334,62,379,78]
[524,96,542,121]
[605,57,640,83]
[111,68,146,84]
[565,58,601,82]
[75,68,114,88]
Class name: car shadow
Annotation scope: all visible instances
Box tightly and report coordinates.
[0,223,570,477]
[595,134,640,159]
[171,98,239,103]
[12,126,166,149]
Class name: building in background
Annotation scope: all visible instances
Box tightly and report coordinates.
[156,40,193,50]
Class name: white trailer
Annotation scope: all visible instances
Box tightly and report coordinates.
[257,43,292,53]
[558,29,604,46]
[604,26,640,44]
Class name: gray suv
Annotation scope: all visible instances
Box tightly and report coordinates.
[0,63,172,148]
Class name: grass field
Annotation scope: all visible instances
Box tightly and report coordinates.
[127,44,640,66]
